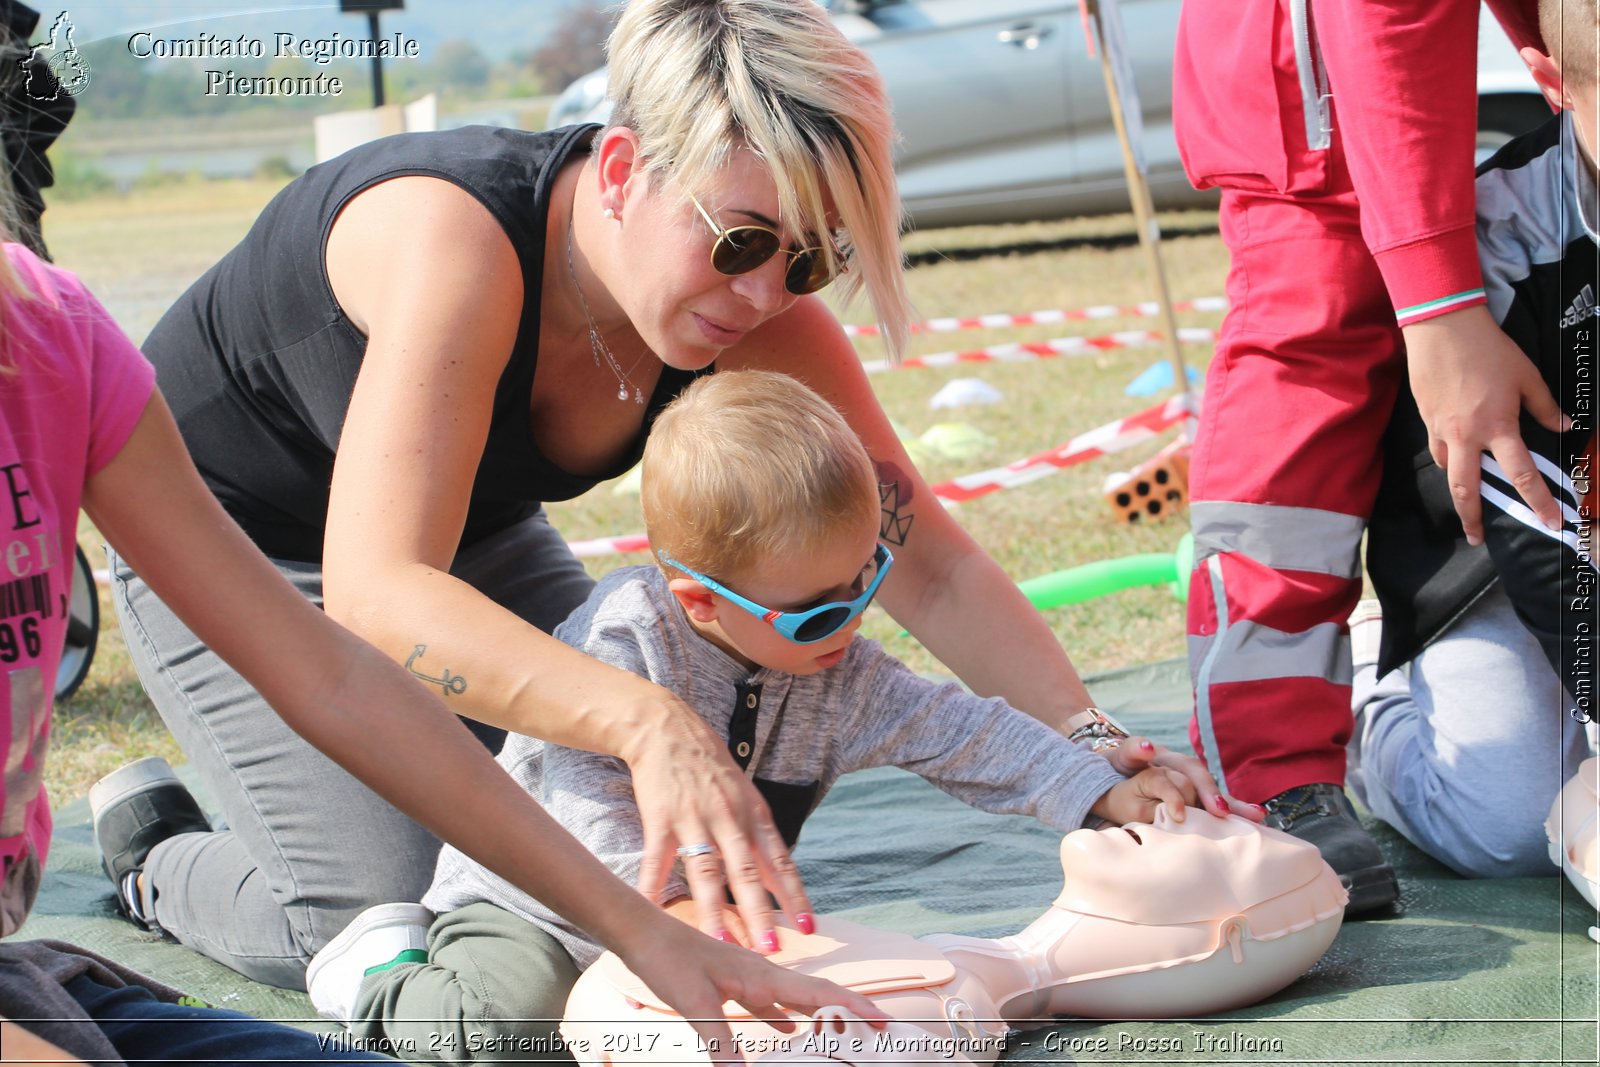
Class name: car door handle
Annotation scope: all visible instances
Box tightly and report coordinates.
[997,22,1054,49]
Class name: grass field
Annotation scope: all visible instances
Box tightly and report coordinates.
[40,176,1228,805]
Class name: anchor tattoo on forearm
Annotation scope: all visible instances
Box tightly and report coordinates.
[405,643,468,696]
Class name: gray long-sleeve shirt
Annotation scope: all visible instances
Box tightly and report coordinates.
[423,565,1124,968]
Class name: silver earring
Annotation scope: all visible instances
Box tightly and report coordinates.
[602,207,616,221]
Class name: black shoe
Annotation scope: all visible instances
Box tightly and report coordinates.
[89,756,211,924]
[1263,782,1400,916]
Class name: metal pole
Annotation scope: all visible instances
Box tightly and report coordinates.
[367,11,385,107]
[1083,0,1191,404]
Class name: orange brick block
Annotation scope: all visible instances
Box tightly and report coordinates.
[1106,448,1190,524]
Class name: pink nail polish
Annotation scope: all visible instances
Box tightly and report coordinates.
[625,996,642,1009]
[1139,740,1155,752]
[714,930,734,944]
[1214,794,1227,811]
[796,912,815,935]
[762,929,781,953]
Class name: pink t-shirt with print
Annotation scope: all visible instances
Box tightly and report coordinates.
[0,243,154,936]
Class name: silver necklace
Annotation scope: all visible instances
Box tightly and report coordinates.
[564,212,647,404]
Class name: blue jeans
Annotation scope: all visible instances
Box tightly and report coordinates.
[63,973,395,1064]
[1349,582,1592,877]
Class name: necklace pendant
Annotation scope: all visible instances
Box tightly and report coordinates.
[617,383,629,401]
[632,385,645,405]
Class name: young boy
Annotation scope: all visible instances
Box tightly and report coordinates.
[305,370,1198,1058]
[1354,0,1598,877]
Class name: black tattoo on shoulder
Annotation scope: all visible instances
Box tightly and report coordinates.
[875,460,915,547]
[405,643,468,697]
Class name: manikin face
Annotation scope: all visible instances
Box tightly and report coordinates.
[678,513,883,677]
[607,142,837,370]
[1055,807,1330,925]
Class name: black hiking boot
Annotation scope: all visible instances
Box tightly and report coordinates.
[1263,782,1400,916]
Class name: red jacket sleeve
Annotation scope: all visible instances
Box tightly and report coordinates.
[1315,0,1545,324]
[1174,0,1547,326]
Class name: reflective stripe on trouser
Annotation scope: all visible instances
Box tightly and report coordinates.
[1184,174,1404,804]
[1189,502,1365,799]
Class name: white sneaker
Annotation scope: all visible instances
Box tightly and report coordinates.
[306,902,433,1023]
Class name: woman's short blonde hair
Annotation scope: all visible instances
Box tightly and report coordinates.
[606,0,911,357]
[642,369,879,582]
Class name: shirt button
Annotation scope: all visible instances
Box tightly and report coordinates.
[745,693,758,709]
[736,741,752,758]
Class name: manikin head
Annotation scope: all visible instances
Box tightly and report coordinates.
[563,812,1346,1065]
[1547,756,1599,909]
[1055,803,1335,924]
[643,370,886,677]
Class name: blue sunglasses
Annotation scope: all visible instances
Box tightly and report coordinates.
[658,543,894,644]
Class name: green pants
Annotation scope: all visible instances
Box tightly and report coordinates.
[353,902,581,1064]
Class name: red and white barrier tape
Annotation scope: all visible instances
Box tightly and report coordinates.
[845,297,1227,338]
[567,532,653,559]
[562,396,1199,555]
[861,327,1216,374]
[930,393,1197,505]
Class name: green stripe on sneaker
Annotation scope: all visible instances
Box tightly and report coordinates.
[363,948,428,976]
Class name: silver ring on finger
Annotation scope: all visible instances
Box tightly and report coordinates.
[676,842,720,859]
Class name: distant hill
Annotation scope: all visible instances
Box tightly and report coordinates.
[62,0,572,63]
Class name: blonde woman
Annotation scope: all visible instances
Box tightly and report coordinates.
[108,0,1244,995]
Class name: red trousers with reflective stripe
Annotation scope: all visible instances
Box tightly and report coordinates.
[1185,147,1405,804]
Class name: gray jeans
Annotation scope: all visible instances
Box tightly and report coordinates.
[107,511,594,990]
[1349,582,1593,878]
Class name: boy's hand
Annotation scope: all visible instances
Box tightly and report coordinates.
[1090,766,1195,824]
[1103,735,1265,822]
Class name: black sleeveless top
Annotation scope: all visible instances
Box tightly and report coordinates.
[144,123,700,563]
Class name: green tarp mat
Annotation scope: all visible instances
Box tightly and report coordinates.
[20,659,1600,1063]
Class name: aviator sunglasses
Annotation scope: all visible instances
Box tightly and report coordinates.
[659,543,894,644]
[688,193,841,295]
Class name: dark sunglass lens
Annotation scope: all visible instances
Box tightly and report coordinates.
[794,606,850,643]
[713,228,781,276]
[785,250,835,295]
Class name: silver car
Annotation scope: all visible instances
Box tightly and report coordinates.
[548,0,1545,229]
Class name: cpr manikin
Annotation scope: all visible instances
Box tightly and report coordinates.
[1547,756,1599,939]
[562,808,1347,1065]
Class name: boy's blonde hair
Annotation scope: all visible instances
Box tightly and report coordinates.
[605,0,911,359]
[1539,0,1598,77]
[642,370,878,581]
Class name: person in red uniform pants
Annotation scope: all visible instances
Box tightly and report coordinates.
[1171,0,1562,914]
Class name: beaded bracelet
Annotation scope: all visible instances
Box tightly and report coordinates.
[1064,707,1131,752]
